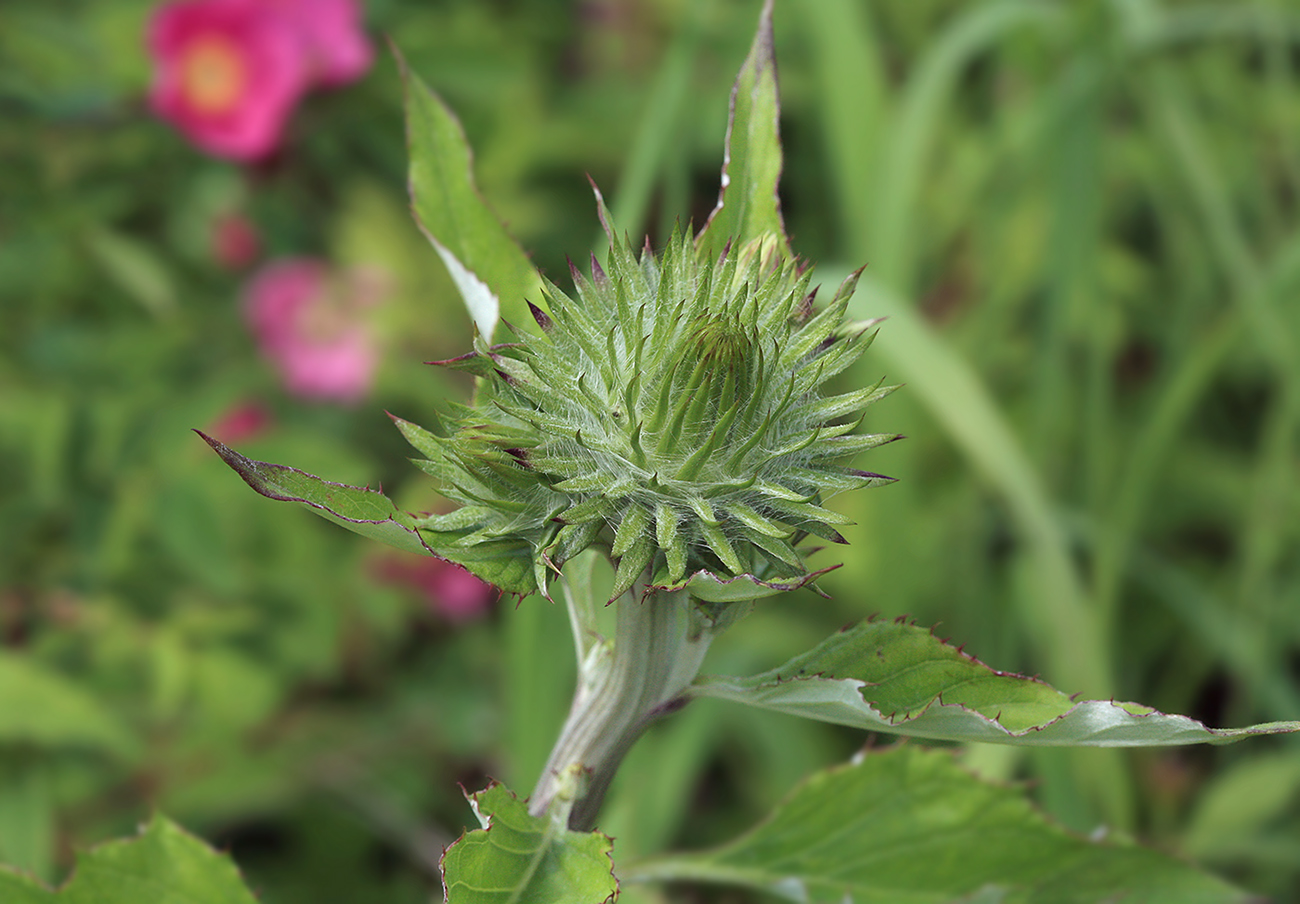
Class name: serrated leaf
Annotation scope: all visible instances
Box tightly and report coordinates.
[397,47,543,342]
[695,0,790,261]
[441,784,617,904]
[197,431,431,557]
[0,814,259,903]
[625,746,1247,904]
[0,654,135,757]
[690,619,1300,745]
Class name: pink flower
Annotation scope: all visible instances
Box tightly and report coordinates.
[263,0,373,87]
[147,0,311,161]
[374,556,497,623]
[211,211,261,269]
[146,0,371,160]
[242,258,386,403]
[206,400,272,444]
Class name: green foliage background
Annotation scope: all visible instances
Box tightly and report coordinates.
[2,0,1298,901]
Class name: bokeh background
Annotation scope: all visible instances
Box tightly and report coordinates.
[3,0,1300,901]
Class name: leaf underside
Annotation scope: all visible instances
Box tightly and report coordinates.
[626,745,1249,904]
[690,617,1300,746]
[441,784,617,904]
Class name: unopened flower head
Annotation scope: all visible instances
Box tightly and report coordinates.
[396,199,897,603]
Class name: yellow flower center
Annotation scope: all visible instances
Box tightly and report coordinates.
[180,36,247,114]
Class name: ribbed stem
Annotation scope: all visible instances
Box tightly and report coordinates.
[529,576,710,831]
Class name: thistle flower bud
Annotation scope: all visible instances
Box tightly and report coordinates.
[396,197,897,604]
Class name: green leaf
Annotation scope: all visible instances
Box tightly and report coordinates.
[83,228,176,318]
[1182,750,1300,860]
[441,784,617,904]
[690,618,1300,745]
[0,653,135,757]
[397,45,543,341]
[199,432,538,594]
[695,0,791,261]
[0,814,259,903]
[625,746,1248,903]
[197,431,430,557]
[0,869,50,904]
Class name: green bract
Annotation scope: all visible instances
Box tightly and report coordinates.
[395,193,898,604]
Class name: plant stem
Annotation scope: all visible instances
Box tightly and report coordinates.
[529,574,711,831]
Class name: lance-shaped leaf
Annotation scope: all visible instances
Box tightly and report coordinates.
[441,784,618,904]
[624,746,1249,903]
[689,617,1300,745]
[0,814,259,903]
[198,431,430,556]
[695,0,791,261]
[199,433,538,594]
[397,46,543,342]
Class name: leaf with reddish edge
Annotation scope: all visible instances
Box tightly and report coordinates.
[198,431,539,594]
[197,430,431,556]
[695,0,791,262]
[689,617,1300,746]
[441,783,618,904]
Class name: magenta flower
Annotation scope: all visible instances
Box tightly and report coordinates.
[211,210,261,269]
[263,0,373,87]
[147,0,311,161]
[147,0,371,160]
[374,556,497,624]
[206,400,272,444]
[242,258,386,403]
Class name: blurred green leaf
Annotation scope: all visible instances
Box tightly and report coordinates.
[0,653,134,756]
[1183,751,1300,860]
[691,618,1300,746]
[0,814,258,903]
[844,274,1109,701]
[0,757,54,881]
[695,0,789,261]
[440,783,617,904]
[0,868,47,904]
[626,746,1248,903]
[397,45,543,342]
[82,228,176,318]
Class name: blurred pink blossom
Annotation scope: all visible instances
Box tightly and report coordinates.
[206,400,272,444]
[242,258,388,403]
[148,0,310,161]
[374,556,497,624]
[264,0,373,87]
[147,0,372,161]
[211,210,261,269]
